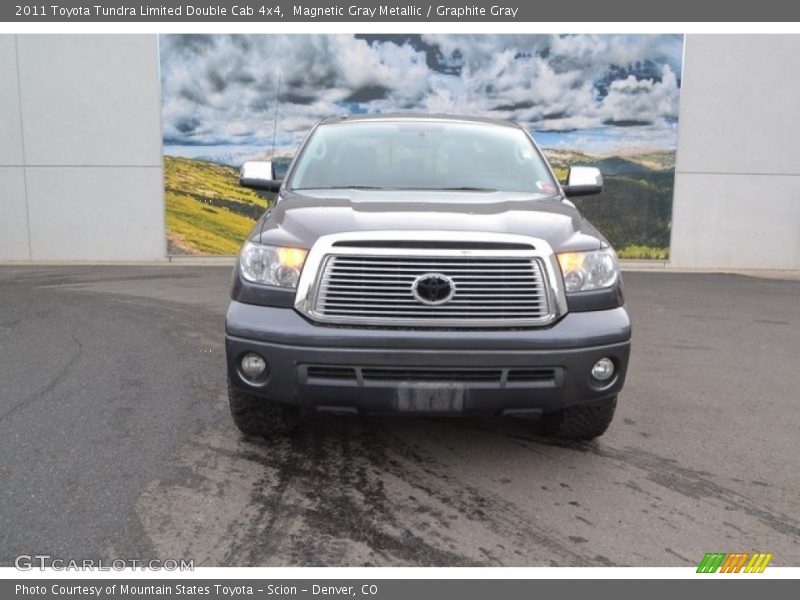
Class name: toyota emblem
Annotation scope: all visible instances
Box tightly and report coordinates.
[412,273,456,305]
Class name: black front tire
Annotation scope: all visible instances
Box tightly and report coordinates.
[540,396,617,440]
[228,379,301,438]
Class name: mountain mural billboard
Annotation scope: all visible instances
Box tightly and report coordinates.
[159,34,683,258]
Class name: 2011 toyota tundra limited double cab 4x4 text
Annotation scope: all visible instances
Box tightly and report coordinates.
[225,114,631,440]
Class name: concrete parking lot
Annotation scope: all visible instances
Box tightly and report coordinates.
[0,266,798,567]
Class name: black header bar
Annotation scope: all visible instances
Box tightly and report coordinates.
[3,0,800,22]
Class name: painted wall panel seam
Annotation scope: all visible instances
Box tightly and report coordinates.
[13,34,32,260]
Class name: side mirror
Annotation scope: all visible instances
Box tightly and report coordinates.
[563,166,603,197]
[240,161,281,193]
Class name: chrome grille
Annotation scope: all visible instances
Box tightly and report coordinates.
[310,252,554,327]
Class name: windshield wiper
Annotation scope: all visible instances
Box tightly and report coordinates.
[428,186,498,192]
[294,185,387,191]
[294,185,500,192]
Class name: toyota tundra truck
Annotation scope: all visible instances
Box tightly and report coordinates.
[225,114,631,439]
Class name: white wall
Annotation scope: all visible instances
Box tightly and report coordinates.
[0,36,28,261]
[0,34,165,261]
[671,35,800,269]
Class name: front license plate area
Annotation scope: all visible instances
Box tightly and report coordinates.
[396,383,466,412]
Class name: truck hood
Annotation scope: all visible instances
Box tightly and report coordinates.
[254,189,606,253]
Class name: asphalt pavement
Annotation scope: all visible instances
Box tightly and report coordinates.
[0,266,798,567]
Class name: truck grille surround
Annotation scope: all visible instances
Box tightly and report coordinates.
[294,232,568,328]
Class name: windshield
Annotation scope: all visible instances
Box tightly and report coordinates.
[288,120,558,194]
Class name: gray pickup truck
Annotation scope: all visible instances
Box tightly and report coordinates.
[225,114,630,439]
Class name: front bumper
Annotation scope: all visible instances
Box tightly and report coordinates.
[225,302,631,416]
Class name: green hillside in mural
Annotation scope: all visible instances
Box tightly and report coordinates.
[164,156,271,255]
[165,153,673,259]
[544,150,674,260]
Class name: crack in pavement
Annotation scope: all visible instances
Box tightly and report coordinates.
[0,333,83,422]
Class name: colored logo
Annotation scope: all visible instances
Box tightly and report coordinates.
[697,552,773,573]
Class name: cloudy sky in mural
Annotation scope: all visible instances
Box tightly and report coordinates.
[160,34,683,163]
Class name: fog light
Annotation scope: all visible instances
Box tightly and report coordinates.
[241,353,267,379]
[591,357,615,382]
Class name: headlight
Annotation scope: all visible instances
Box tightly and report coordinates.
[557,248,619,292]
[239,241,308,288]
